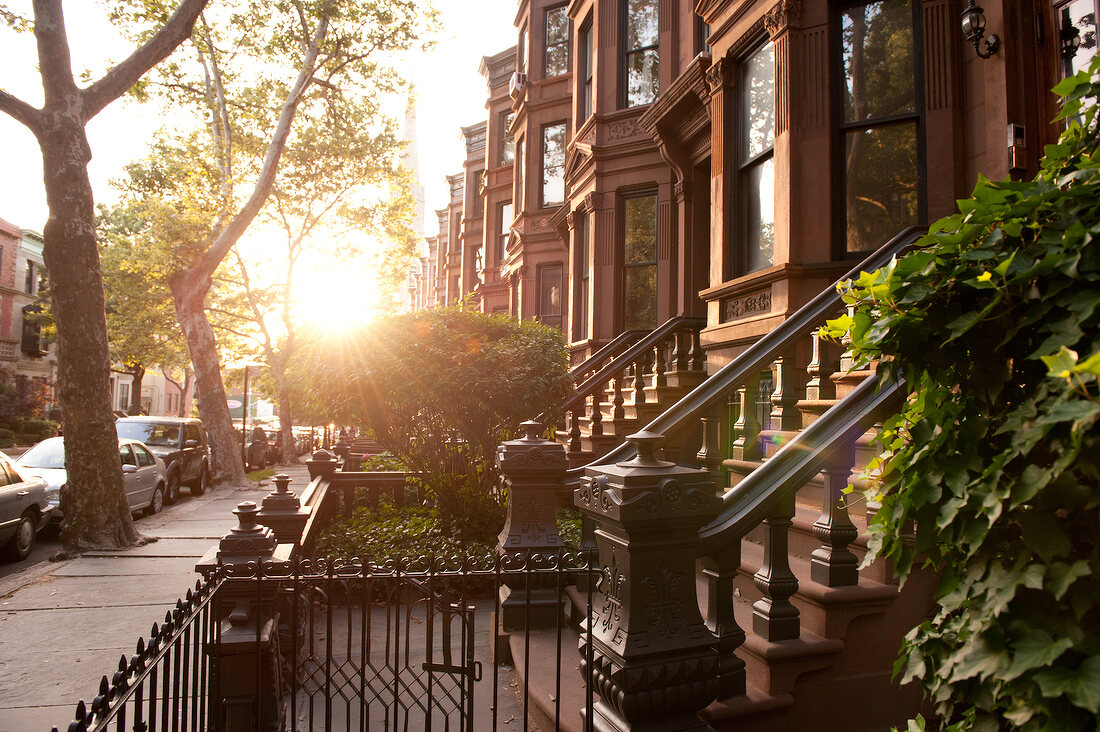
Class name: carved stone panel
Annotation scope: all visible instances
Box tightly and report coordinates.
[721,289,773,322]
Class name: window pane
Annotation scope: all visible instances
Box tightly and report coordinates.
[542,123,566,207]
[626,0,659,49]
[581,21,594,119]
[745,156,775,272]
[624,266,657,330]
[515,138,525,210]
[743,43,775,159]
[626,49,660,106]
[540,265,563,317]
[844,123,918,253]
[500,111,515,164]
[579,213,590,340]
[624,194,656,263]
[546,6,570,76]
[499,201,513,262]
[1058,0,1098,79]
[841,0,914,123]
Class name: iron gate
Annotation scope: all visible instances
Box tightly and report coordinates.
[284,563,480,731]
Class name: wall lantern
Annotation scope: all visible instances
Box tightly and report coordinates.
[1060,14,1083,61]
[961,0,1000,59]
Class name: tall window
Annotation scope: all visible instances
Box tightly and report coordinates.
[538,264,564,330]
[515,136,526,212]
[623,192,658,330]
[576,212,591,340]
[623,0,659,107]
[499,111,515,164]
[836,0,923,254]
[579,17,595,121]
[498,201,513,263]
[541,123,567,207]
[24,261,36,294]
[545,5,570,77]
[118,382,130,412]
[696,17,712,55]
[740,41,776,273]
[519,25,529,75]
[1056,0,1098,78]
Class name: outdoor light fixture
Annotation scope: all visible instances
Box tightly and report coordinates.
[1060,12,1083,61]
[961,0,1000,59]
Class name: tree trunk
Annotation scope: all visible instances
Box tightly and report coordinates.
[39,114,140,551]
[170,270,247,486]
[275,373,296,464]
[127,365,146,415]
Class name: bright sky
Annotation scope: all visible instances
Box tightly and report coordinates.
[0,0,518,242]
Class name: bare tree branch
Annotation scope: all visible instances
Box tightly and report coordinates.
[0,88,42,132]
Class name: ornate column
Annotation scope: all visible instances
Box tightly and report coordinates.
[575,432,721,731]
[496,420,568,631]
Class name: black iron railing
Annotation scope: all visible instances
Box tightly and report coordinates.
[53,574,224,732]
[55,551,597,732]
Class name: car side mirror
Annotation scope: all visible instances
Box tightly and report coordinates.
[184,440,199,449]
[122,464,138,474]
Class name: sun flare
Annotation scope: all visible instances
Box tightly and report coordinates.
[292,265,380,333]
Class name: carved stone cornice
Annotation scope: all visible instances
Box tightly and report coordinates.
[764,0,801,37]
[674,179,691,203]
[584,191,602,212]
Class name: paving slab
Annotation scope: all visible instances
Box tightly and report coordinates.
[0,573,201,611]
[82,538,215,558]
[48,556,199,577]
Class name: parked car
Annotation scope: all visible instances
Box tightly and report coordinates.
[15,437,167,527]
[0,452,52,561]
[115,417,209,504]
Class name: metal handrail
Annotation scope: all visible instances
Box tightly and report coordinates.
[571,226,924,476]
[697,372,905,552]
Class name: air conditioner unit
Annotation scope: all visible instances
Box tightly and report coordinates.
[508,72,527,100]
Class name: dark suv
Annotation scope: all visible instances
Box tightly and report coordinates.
[115,417,210,504]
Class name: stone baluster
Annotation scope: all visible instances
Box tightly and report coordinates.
[611,374,626,420]
[690,327,705,371]
[696,415,722,474]
[805,330,838,400]
[497,420,567,631]
[672,328,689,372]
[769,355,801,431]
[588,390,604,437]
[752,491,800,641]
[575,431,721,731]
[568,407,583,453]
[256,474,309,547]
[702,546,746,699]
[654,340,668,388]
[731,373,762,461]
[811,446,859,587]
[839,305,858,373]
[632,354,647,406]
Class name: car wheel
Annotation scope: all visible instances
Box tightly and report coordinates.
[166,471,180,505]
[148,484,165,515]
[191,466,208,496]
[3,511,37,562]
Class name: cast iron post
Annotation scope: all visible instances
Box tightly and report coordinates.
[575,431,721,731]
[496,420,568,631]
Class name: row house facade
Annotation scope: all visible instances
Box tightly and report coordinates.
[413,0,1096,369]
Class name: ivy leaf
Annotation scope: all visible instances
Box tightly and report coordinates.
[1041,346,1079,378]
[1046,560,1091,600]
[1074,349,1100,376]
[1001,630,1073,681]
[1035,656,1100,711]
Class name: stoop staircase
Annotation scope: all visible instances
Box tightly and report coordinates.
[556,315,708,466]
[516,227,937,731]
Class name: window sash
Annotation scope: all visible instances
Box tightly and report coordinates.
[541,123,567,207]
[545,5,570,77]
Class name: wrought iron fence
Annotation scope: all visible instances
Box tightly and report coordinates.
[54,551,597,732]
[52,574,223,732]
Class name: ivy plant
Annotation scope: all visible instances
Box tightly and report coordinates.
[822,58,1100,730]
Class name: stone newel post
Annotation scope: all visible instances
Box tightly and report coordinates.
[256,473,309,546]
[496,420,568,631]
[575,431,721,732]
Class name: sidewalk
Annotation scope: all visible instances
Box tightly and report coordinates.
[0,463,313,732]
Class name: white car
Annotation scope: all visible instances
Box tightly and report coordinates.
[16,437,169,522]
[0,452,51,562]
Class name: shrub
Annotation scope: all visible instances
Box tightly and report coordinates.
[0,428,15,448]
[825,58,1100,730]
[16,419,58,442]
[298,308,573,544]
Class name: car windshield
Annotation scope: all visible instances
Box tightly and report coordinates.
[117,421,178,447]
[17,438,66,469]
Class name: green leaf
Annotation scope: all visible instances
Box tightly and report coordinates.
[1046,560,1090,600]
[1001,630,1073,681]
[1041,346,1079,378]
[1035,656,1100,711]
